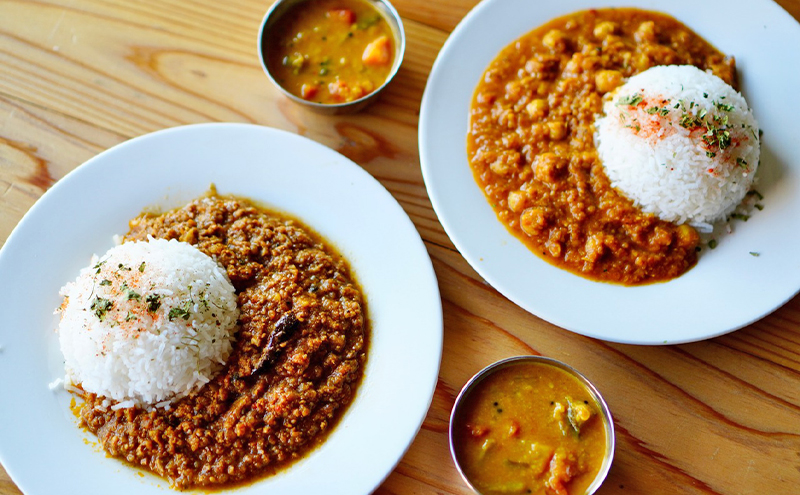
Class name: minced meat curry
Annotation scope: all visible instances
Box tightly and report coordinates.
[76,193,368,489]
[467,8,736,284]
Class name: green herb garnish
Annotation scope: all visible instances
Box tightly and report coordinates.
[715,102,734,112]
[731,213,750,222]
[168,301,192,321]
[747,190,764,200]
[145,294,161,312]
[617,93,643,106]
[91,297,113,321]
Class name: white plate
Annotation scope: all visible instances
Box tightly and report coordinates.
[0,124,442,494]
[420,0,800,345]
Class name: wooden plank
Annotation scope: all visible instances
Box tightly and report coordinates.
[0,96,125,248]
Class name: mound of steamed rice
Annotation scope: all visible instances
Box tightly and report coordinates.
[595,65,760,229]
[57,238,238,409]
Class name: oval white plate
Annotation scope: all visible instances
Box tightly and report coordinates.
[0,124,442,494]
[420,0,800,345]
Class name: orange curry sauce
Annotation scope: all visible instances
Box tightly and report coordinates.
[467,9,736,284]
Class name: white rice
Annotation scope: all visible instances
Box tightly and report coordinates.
[595,65,760,229]
[57,238,238,408]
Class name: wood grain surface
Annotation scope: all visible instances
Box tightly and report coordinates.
[2,0,800,494]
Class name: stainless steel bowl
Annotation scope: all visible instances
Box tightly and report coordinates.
[449,355,615,495]
[257,0,405,114]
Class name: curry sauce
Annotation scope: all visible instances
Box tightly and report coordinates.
[467,9,736,284]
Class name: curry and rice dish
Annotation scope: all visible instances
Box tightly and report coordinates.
[468,8,760,285]
[56,193,368,489]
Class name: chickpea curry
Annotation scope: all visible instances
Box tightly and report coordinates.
[452,361,609,495]
[264,0,396,104]
[467,9,737,284]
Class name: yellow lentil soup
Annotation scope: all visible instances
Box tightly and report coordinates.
[264,0,396,104]
[452,361,610,495]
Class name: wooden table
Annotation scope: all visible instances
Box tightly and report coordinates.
[2,1,800,494]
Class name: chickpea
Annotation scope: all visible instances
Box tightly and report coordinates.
[533,152,566,183]
[507,190,528,212]
[676,224,700,249]
[520,207,549,236]
[502,132,522,149]
[505,80,523,101]
[648,226,673,250]
[526,99,549,120]
[490,150,521,176]
[580,92,603,113]
[595,70,623,93]
[547,121,567,141]
[580,56,602,71]
[542,29,568,53]
[489,158,510,176]
[633,52,651,71]
[635,21,657,43]
[497,108,517,129]
[593,21,617,39]
[645,44,679,65]
[564,53,584,75]
[546,239,563,258]
[584,234,606,263]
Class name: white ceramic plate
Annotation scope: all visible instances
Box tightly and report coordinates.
[420,0,800,345]
[0,124,442,494]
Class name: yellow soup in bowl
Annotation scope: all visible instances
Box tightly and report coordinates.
[450,358,613,495]
[263,0,397,104]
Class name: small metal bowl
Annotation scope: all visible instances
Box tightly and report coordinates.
[449,355,615,495]
[257,0,405,114]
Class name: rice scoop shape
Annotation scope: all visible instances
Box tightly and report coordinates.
[57,238,239,408]
[595,65,760,228]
